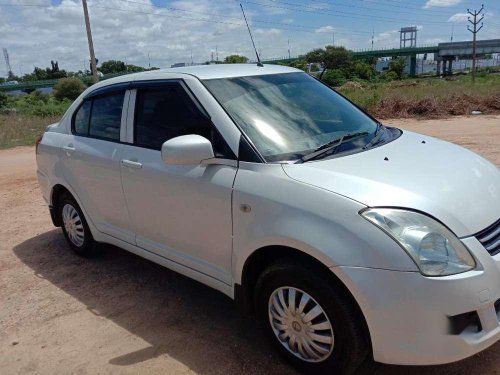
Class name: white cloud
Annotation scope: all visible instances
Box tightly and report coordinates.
[424,0,461,8]
[447,12,468,22]
[255,28,281,35]
[315,26,334,33]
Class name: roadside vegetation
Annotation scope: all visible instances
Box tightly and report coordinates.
[340,74,500,119]
[1,52,499,149]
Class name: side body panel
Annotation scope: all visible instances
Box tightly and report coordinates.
[60,136,134,243]
[231,162,418,284]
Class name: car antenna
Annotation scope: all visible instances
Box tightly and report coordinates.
[240,3,263,67]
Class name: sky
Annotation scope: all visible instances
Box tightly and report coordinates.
[0,0,499,77]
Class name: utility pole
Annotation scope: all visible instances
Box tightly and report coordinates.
[371,27,374,51]
[82,0,98,83]
[332,32,334,46]
[3,48,13,78]
[287,38,291,59]
[467,4,484,83]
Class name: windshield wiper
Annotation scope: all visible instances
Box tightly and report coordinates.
[297,131,369,163]
[362,123,385,150]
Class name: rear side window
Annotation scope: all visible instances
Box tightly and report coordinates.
[89,93,125,141]
[73,100,91,135]
[134,84,212,150]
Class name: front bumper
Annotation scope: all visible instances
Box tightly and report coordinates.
[334,236,500,366]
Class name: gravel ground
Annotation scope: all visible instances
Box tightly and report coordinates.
[0,115,499,374]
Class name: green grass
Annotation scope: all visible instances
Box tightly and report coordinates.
[0,114,60,149]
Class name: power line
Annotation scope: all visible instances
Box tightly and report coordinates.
[239,0,454,25]
[273,0,455,16]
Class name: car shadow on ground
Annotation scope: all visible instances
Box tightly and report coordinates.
[13,230,499,374]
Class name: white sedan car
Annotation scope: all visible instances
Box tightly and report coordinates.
[36,64,500,373]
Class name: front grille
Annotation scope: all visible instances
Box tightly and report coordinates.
[475,219,500,256]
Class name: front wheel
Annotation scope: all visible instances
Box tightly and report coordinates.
[255,260,369,374]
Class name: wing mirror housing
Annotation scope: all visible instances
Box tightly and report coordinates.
[161,135,215,165]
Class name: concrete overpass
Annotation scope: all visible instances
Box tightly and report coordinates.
[263,39,500,77]
[436,39,500,76]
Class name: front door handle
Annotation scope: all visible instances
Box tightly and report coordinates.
[121,159,143,169]
[63,145,76,153]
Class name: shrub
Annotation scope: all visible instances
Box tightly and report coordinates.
[354,62,374,80]
[382,71,398,81]
[26,90,50,104]
[0,92,8,108]
[322,69,347,87]
[53,77,86,101]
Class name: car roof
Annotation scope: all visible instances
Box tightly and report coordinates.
[91,63,300,89]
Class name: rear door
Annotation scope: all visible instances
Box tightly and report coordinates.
[61,86,134,243]
[120,80,237,284]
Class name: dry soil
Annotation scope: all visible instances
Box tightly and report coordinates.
[0,115,499,374]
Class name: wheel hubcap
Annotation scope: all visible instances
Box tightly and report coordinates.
[268,286,334,363]
[62,204,85,247]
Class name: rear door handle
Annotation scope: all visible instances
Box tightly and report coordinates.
[121,159,143,169]
[63,145,76,152]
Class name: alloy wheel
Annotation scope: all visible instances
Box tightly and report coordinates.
[62,203,85,247]
[268,286,334,363]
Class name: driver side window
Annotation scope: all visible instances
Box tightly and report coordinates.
[134,84,211,151]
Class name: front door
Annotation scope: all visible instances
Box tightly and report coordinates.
[120,82,237,284]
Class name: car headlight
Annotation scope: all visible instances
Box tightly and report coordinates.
[361,208,476,276]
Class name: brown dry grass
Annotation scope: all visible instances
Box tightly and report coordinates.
[369,93,500,119]
[340,74,500,119]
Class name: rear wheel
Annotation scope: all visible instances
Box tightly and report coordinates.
[58,193,99,257]
[255,260,369,374]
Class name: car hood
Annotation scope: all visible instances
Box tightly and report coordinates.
[283,130,500,237]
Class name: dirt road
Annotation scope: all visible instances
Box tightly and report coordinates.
[1,115,499,374]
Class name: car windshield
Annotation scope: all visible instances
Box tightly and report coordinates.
[203,72,379,162]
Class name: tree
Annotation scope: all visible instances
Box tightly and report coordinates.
[99,60,127,74]
[305,46,353,79]
[21,61,67,81]
[387,58,406,80]
[53,77,86,101]
[126,64,146,73]
[224,55,249,64]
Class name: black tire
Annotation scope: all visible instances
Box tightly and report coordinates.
[58,192,99,257]
[255,259,369,374]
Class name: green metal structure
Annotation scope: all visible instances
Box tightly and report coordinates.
[1,45,442,92]
[0,72,129,93]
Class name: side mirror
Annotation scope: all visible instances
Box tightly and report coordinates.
[161,135,215,165]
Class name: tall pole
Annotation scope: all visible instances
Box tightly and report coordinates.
[287,38,291,59]
[467,4,484,83]
[371,27,374,51]
[82,0,98,83]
